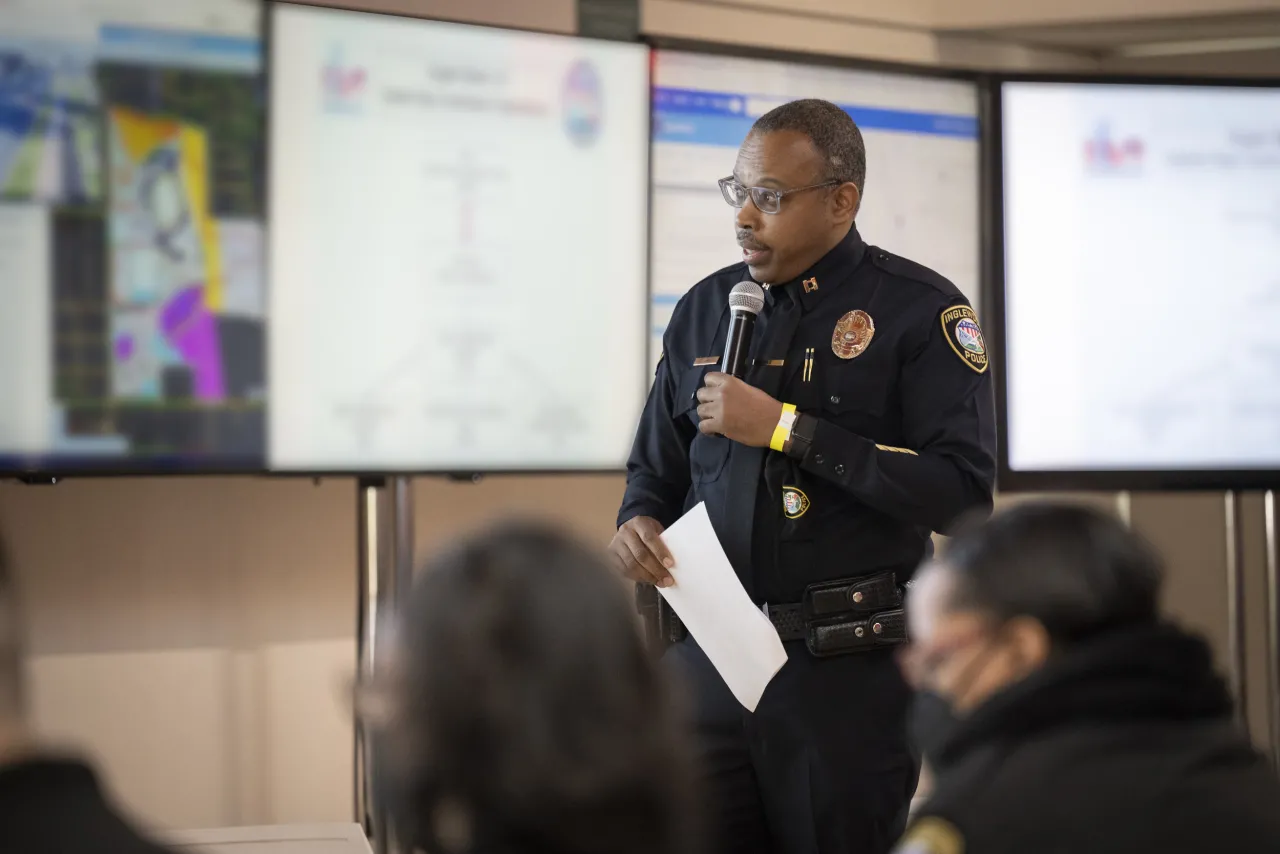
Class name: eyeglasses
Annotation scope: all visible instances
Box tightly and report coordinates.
[718,176,840,215]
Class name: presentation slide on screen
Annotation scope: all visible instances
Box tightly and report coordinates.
[0,0,265,472]
[1003,82,1280,472]
[269,6,649,471]
[649,51,980,366]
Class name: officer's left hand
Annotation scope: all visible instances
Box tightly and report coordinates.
[696,373,783,447]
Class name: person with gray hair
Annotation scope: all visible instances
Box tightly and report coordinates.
[614,96,995,854]
[0,532,179,853]
[895,502,1280,854]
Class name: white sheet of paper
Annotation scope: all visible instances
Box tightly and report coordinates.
[658,502,789,711]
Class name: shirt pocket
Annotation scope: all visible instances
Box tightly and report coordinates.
[818,360,893,434]
[676,365,732,484]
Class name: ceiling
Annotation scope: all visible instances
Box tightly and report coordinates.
[678,0,1280,74]
[943,10,1280,72]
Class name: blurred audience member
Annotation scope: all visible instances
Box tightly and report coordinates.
[893,502,1280,854]
[0,532,178,853]
[361,522,697,854]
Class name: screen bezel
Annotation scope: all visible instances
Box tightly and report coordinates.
[263,0,655,478]
[0,0,272,479]
[989,72,1280,493]
[643,37,988,370]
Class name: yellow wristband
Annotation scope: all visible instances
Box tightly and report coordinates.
[769,403,798,452]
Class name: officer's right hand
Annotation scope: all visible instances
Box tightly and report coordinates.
[609,516,676,588]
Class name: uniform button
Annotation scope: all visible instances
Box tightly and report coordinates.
[834,464,846,475]
[814,454,825,465]
[829,395,841,405]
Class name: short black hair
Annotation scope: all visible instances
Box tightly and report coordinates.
[383,522,696,854]
[751,98,867,196]
[939,502,1163,645]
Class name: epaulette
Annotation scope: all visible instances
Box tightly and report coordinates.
[869,246,962,300]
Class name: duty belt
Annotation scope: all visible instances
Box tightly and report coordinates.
[637,571,908,658]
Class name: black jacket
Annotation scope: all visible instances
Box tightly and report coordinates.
[898,623,1280,854]
[0,757,178,853]
[620,226,995,603]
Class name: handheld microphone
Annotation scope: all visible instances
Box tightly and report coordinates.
[721,281,766,379]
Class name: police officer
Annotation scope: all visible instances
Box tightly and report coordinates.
[895,502,1280,854]
[610,99,996,854]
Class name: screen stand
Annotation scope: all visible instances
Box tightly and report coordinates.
[354,476,415,854]
[1225,491,1249,734]
[1265,490,1279,768]
[1115,491,1132,527]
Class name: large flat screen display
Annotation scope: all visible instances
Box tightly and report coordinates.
[649,50,981,367]
[999,80,1280,488]
[268,5,649,473]
[0,0,265,475]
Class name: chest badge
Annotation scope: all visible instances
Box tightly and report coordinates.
[831,310,875,360]
[782,486,810,519]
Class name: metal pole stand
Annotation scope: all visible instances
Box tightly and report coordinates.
[1264,490,1279,767]
[1225,491,1249,733]
[1115,491,1132,528]
[354,476,415,854]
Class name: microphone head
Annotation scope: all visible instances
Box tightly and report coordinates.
[728,280,766,315]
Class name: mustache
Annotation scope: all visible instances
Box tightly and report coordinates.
[736,231,769,251]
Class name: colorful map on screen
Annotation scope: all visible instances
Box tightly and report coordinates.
[0,39,103,204]
[0,2,266,470]
[107,108,229,401]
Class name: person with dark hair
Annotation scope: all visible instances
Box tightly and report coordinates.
[612,97,995,854]
[362,522,697,854]
[0,532,180,853]
[895,502,1280,854]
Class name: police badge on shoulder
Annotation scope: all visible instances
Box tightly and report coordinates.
[940,305,988,374]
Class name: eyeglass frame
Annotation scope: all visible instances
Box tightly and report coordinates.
[718,175,842,215]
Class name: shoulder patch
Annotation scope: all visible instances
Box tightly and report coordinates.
[940,304,988,374]
[782,486,810,519]
[893,817,965,854]
[869,247,961,298]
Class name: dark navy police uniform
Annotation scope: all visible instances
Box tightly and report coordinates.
[618,225,996,854]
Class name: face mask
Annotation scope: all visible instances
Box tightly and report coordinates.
[907,632,1008,763]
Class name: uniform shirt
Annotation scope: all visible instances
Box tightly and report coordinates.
[619,225,995,603]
